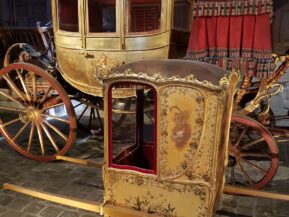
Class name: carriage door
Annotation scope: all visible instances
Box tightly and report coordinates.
[108,83,157,174]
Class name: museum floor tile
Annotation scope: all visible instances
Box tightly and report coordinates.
[0,121,288,217]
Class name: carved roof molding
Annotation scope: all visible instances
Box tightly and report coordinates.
[102,68,239,91]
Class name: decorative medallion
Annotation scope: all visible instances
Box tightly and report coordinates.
[170,106,192,149]
[91,54,121,80]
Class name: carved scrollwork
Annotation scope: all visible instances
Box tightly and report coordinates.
[108,68,231,90]
[90,54,121,81]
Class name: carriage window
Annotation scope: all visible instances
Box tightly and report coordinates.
[173,0,191,30]
[58,0,79,32]
[129,0,161,33]
[88,0,116,32]
[109,83,156,174]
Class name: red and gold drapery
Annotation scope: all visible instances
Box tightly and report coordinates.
[186,0,275,78]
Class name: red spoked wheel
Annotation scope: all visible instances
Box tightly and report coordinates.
[0,63,76,161]
[227,114,279,189]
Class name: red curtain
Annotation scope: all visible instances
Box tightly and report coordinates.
[186,0,275,78]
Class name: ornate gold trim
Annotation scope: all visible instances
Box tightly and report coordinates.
[91,54,121,81]
[104,68,231,90]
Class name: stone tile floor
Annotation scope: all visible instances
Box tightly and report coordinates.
[0,122,289,217]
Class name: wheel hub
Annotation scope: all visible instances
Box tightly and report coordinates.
[228,146,241,167]
[19,108,42,123]
[228,155,237,167]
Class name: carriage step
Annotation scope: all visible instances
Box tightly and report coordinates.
[56,155,103,168]
[3,183,101,213]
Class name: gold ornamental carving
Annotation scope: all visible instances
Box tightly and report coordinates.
[89,54,121,81]
[108,69,231,90]
[104,169,210,217]
[159,86,205,180]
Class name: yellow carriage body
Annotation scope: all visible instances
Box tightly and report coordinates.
[51,0,193,96]
[101,60,239,217]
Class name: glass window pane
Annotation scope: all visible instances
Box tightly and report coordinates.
[129,0,161,33]
[58,0,79,32]
[109,83,156,173]
[173,0,190,30]
[88,0,116,33]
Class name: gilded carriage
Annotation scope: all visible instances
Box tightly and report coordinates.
[1,0,289,216]
[0,0,194,161]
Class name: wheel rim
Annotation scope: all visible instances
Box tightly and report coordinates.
[228,114,278,189]
[0,63,76,161]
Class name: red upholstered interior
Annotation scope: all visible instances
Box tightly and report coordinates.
[130,0,161,3]
[88,0,116,33]
[58,0,79,32]
[112,143,154,170]
[130,0,161,32]
[96,0,115,2]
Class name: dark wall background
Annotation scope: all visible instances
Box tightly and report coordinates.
[272,0,289,54]
[0,0,51,28]
[273,0,289,10]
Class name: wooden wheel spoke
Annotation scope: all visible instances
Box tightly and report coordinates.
[37,86,52,108]
[40,123,60,152]
[16,69,31,102]
[0,105,25,112]
[44,120,68,141]
[240,158,268,175]
[233,126,248,148]
[36,123,45,156]
[27,122,35,152]
[240,152,271,158]
[240,137,264,150]
[229,115,278,189]
[95,108,103,129]
[42,114,69,124]
[0,90,25,106]
[3,74,27,102]
[12,121,30,142]
[77,105,88,122]
[0,117,21,128]
[43,102,65,111]
[88,108,94,129]
[32,72,37,103]
[231,167,235,185]
[73,102,82,109]
[238,162,254,186]
[92,108,96,120]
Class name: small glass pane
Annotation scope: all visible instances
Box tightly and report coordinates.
[88,0,116,33]
[173,0,190,30]
[129,0,161,33]
[109,83,156,173]
[58,0,79,32]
